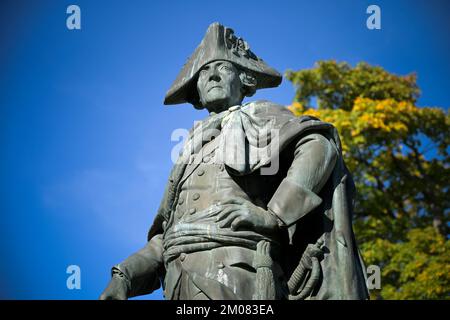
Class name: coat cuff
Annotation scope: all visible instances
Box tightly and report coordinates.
[113,258,161,298]
[267,178,322,227]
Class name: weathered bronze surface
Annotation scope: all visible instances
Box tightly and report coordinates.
[100,22,369,300]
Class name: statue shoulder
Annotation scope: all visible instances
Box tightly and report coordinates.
[244,99,288,111]
[244,100,325,124]
[244,100,295,118]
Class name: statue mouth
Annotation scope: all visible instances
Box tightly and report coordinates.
[208,86,223,92]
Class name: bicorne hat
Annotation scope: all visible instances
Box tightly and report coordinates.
[164,22,282,106]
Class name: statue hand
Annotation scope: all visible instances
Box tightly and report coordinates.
[215,198,279,233]
[99,273,129,300]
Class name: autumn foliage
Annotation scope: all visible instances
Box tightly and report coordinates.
[287,61,449,299]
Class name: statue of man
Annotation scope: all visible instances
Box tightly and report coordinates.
[100,23,369,300]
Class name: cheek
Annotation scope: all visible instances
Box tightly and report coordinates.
[223,74,239,91]
[231,76,242,93]
[197,80,207,95]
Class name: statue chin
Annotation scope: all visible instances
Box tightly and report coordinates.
[203,99,233,113]
[202,94,243,113]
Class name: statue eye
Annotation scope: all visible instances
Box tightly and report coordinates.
[220,65,232,72]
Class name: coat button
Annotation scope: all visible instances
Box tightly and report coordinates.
[197,169,205,176]
[192,193,200,201]
[188,208,196,214]
[203,155,211,163]
[218,263,225,269]
[180,253,186,262]
[178,198,184,205]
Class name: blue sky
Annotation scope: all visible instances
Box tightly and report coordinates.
[0,0,449,299]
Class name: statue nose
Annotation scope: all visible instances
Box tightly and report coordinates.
[208,68,221,82]
[209,73,221,82]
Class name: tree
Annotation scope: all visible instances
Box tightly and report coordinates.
[286,60,449,299]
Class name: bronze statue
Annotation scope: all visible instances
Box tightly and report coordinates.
[100,22,369,300]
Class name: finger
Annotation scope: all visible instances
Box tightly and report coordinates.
[264,241,271,254]
[216,203,239,218]
[260,241,266,253]
[231,216,251,231]
[257,240,264,252]
[219,198,244,206]
[218,211,241,228]
[216,205,239,222]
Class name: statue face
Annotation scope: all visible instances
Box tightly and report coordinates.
[197,60,243,112]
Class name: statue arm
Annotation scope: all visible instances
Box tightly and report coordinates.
[267,132,338,227]
[111,233,165,298]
